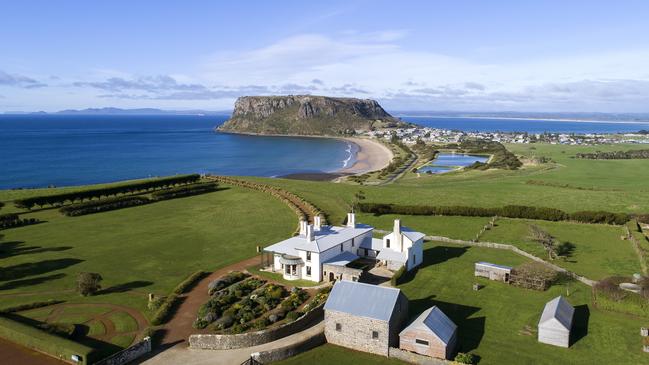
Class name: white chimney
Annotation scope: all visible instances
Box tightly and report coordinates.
[347,213,356,228]
[299,219,307,235]
[306,224,314,242]
[314,215,322,231]
[393,219,403,252]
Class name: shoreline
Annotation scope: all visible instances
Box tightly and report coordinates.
[394,115,649,125]
[217,130,394,178]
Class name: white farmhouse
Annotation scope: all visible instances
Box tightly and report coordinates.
[263,213,373,282]
[376,219,424,271]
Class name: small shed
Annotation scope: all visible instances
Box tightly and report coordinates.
[474,262,512,282]
[399,306,457,359]
[538,296,574,348]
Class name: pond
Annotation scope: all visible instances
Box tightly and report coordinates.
[417,153,489,174]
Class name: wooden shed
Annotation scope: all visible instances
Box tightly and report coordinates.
[474,261,512,282]
[399,306,457,359]
[538,296,574,348]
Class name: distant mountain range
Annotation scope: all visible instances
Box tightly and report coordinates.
[4,107,230,115]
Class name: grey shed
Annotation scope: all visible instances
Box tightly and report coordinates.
[538,296,574,348]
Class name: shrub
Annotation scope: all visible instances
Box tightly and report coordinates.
[286,311,301,322]
[76,272,102,296]
[0,213,40,230]
[151,182,218,201]
[37,322,76,338]
[172,271,208,295]
[207,271,249,295]
[569,211,629,225]
[60,196,150,216]
[0,300,65,314]
[455,352,476,364]
[150,294,180,326]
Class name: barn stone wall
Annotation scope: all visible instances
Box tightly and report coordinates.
[389,347,453,365]
[324,310,391,356]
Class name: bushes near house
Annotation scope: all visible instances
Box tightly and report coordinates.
[207,271,249,295]
[150,294,181,326]
[455,352,477,364]
[172,270,209,295]
[358,202,632,225]
[195,278,267,329]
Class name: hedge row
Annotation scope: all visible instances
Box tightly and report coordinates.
[151,182,218,201]
[59,196,151,216]
[358,203,631,225]
[14,174,200,209]
[172,271,209,296]
[0,213,40,229]
[0,316,95,365]
[0,300,64,314]
[150,294,181,326]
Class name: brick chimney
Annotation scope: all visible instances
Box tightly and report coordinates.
[347,213,356,228]
[306,224,315,242]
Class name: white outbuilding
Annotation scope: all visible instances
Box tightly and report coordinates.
[537,296,574,348]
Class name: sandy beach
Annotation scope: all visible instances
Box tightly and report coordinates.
[339,137,394,174]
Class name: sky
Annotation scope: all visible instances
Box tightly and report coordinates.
[2,0,649,112]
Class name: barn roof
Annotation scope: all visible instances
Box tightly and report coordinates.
[324,280,403,322]
[476,261,513,271]
[538,296,574,331]
[399,306,457,345]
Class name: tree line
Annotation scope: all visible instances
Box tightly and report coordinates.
[575,149,649,160]
[0,213,40,229]
[59,182,218,216]
[14,174,201,210]
[358,202,632,225]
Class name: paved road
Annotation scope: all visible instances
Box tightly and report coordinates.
[142,321,324,365]
[0,337,66,365]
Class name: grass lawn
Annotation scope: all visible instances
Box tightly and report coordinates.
[273,344,409,365]
[86,320,106,337]
[109,334,135,348]
[109,312,138,333]
[397,241,648,364]
[358,213,490,241]
[480,218,639,279]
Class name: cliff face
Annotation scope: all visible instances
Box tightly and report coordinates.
[217,95,406,135]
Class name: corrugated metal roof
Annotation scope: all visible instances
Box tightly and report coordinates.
[376,249,407,262]
[323,251,358,267]
[539,296,574,330]
[360,237,384,250]
[265,225,372,254]
[324,280,402,321]
[400,306,457,345]
[476,261,513,271]
[402,227,425,242]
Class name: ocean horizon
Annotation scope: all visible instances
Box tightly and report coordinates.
[2,114,648,189]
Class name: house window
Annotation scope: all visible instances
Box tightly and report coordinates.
[415,338,429,346]
[335,323,342,331]
[306,266,311,276]
[340,244,343,252]
[352,238,355,247]
[386,239,391,248]
[306,251,311,262]
[372,331,379,339]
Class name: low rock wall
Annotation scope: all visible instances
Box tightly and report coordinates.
[388,347,452,365]
[250,331,326,364]
[94,337,151,365]
[189,304,324,350]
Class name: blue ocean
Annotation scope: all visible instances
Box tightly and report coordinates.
[0,115,354,189]
[2,114,648,189]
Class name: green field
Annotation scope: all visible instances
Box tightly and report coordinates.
[358,213,490,241]
[480,218,639,279]
[279,242,648,364]
[275,344,409,365]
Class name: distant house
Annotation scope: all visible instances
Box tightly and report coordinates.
[374,219,424,271]
[538,296,574,348]
[324,280,409,356]
[474,261,512,282]
[399,306,457,359]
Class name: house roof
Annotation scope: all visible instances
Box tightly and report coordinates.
[323,251,358,267]
[476,261,513,271]
[399,306,457,345]
[376,249,407,263]
[538,296,574,331]
[264,225,372,254]
[384,226,426,243]
[360,237,384,251]
[324,280,403,322]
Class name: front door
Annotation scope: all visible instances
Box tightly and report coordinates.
[329,272,335,282]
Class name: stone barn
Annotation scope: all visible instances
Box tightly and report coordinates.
[399,306,457,360]
[474,261,512,282]
[324,280,409,356]
[538,296,574,348]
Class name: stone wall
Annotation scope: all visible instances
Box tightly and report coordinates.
[251,331,326,364]
[389,347,453,365]
[189,304,324,350]
[324,310,390,356]
[94,337,151,365]
[426,235,596,287]
[322,264,362,282]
